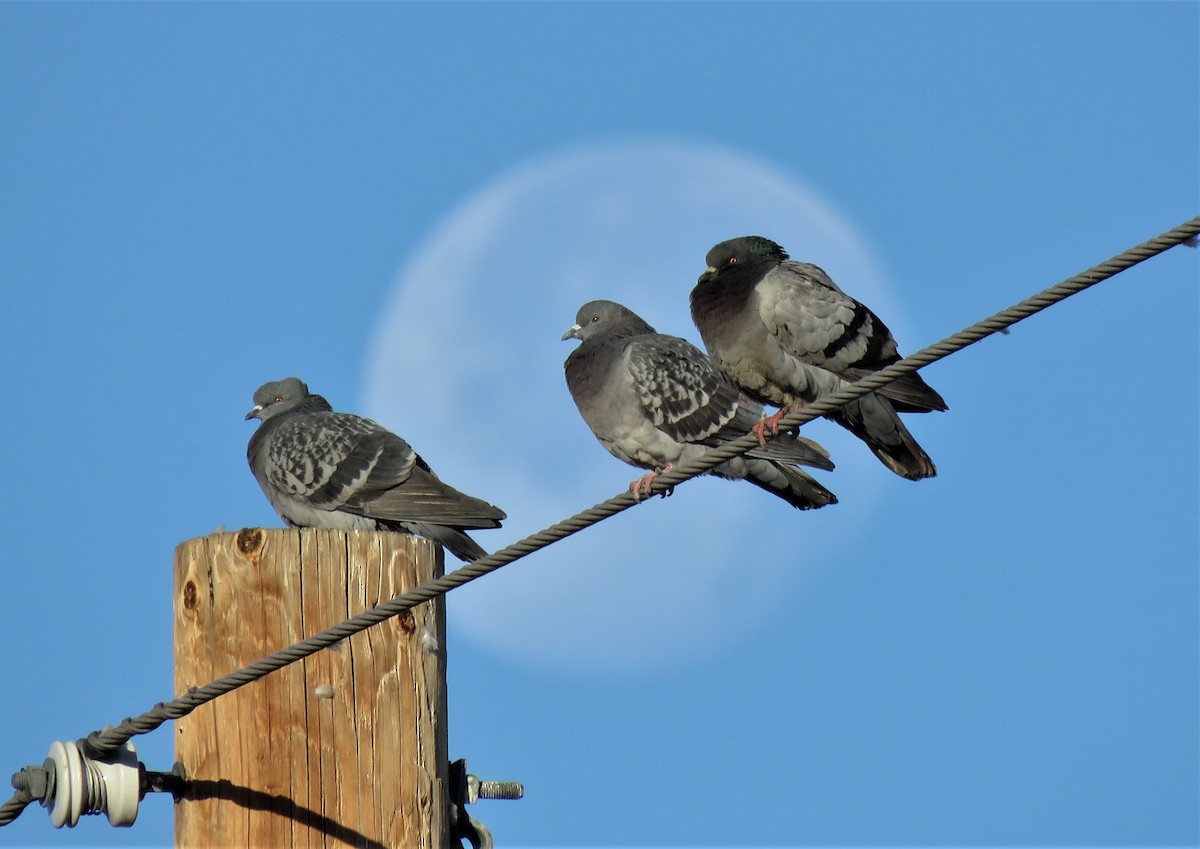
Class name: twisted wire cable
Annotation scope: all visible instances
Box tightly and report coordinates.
[4,214,1196,828]
[0,791,34,829]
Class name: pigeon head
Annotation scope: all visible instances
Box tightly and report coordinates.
[698,236,789,283]
[561,300,655,342]
[246,377,328,421]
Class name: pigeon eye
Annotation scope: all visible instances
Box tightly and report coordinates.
[727,257,739,266]
[590,315,600,323]
[274,396,284,404]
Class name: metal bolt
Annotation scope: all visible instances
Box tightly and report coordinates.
[10,764,51,801]
[475,779,524,801]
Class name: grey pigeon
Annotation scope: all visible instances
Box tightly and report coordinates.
[691,236,947,480]
[246,377,505,562]
[563,300,837,510]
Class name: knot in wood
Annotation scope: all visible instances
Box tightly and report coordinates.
[183,580,199,611]
[235,528,265,563]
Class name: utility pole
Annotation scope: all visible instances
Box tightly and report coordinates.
[173,528,450,848]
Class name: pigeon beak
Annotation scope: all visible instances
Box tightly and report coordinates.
[561,324,583,341]
[245,405,264,421]
[698,265,717,283]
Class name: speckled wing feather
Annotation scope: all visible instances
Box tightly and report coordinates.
[266,412,502,528]
[263,413,410,509]
[625,334,744,445]
[627,337,835,472]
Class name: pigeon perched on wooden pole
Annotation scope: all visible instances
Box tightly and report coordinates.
[563,300,837,510]
[691,236,947,480]
[246,377,505,561]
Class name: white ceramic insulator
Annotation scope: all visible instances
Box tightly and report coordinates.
[44,739,139,828]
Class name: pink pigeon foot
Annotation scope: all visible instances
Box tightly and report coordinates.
[752,403,805,446]
[629,464,675,501]
[752,408,786,446]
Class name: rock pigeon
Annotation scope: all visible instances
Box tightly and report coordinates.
[563,300,837,510]
[245,377,505,562]
[691,236,947,480]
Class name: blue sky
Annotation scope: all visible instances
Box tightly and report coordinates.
[1,2,1196,847]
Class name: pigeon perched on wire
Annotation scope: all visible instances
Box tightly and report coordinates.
[246,377,505,562]
[563,300,837,510]
[691,236,947,480]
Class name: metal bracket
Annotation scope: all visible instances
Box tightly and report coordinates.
[140,761,187,802]
[448,758,523,849]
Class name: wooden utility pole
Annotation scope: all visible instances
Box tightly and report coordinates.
[173,528,450,848]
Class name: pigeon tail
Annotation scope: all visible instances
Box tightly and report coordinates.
[868,369,949,414]
[394,521,491,563]
[832,394,937,480]
[348,462,506,529]
[746,432,836,472]
[728,457,838,511]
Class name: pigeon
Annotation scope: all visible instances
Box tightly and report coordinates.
[562,300,838,510]
[245,377,505,562]
[691,236,947,480]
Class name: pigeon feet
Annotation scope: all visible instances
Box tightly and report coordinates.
[629,465,675,501]
[753,405,801,446]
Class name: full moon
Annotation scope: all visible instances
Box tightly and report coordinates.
[363,138,898,673]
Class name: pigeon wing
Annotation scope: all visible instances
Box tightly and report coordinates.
[263,412,503,526]
[263,413,410,510]
[758,262,896,370]
[765,262,946,412]
[626,335,743,445]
